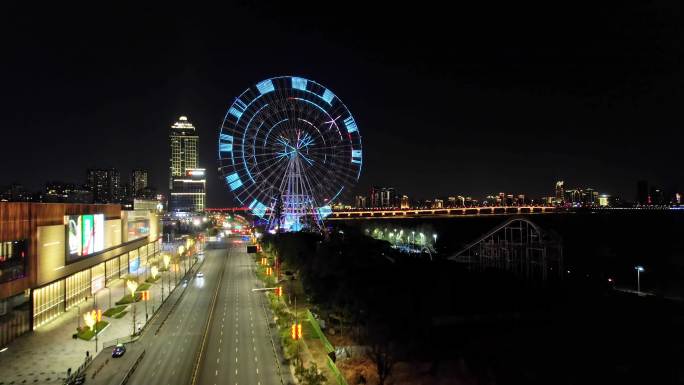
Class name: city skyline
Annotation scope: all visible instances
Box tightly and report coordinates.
[2,3,683,207]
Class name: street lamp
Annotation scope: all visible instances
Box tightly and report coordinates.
[635,266,645,293]
[178,245,186,275]
[433,233,437,244]
[163,254,171,294]
[102,287,112,309]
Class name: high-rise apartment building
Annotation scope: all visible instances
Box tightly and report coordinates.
[86,168,120,203]
[369,186,399,208]
[131,169,148,198]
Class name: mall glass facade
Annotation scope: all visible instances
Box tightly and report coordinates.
[31,242,161,330]
[32,280,65,329]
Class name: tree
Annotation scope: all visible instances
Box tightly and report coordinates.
[295,362,327,385]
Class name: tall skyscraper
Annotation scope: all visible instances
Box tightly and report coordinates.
[369,186,400,208]
[131,169,148,198]
[555,180,564,204]
[169,116,199,189]
[169,116,203,212]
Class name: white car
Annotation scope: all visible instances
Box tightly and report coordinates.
[196,272,204,278]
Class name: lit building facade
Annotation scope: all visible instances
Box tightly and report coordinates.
[369,186,400,208]
[0,202,162,347]
[169,116,198,189]
[400,195,410,209]
[354,195,368,209]
[131,169,148,198]
[170,168,206,213]
[87,168,121,203]
[555,180,564,204]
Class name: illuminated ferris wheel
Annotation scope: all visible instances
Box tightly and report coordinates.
[218,76,362,231]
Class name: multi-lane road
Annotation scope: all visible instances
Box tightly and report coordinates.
[91,239,285,385]
[194,242,282,385]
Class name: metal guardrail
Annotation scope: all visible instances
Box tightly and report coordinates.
[306,310,334,354]
[119,349,146,385]
[102,335,138,349]
[306,310,348,385]
[63,355,92,385]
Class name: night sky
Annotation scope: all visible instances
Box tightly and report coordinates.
[2,2,682,206]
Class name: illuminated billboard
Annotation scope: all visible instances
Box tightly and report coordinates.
[65,214,105,263]
[127,219,150,241]
[66,216,82,257]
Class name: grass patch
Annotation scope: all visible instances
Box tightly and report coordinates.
[103,305,127,317]
[145,276,160,283]
[76,321,108,340]
[302,320,318,340]
[113,311,128,319]
[136,283,151,292]
[115,292,142,305]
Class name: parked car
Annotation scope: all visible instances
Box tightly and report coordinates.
[112,343,126,358]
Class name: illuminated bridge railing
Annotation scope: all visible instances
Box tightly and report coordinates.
[329,206,557,219]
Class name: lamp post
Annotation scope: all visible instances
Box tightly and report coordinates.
[74,303,81,329]
[102,286,112,309]
[178,245,185,276]
[635,266,645,293]
[163,254,171,294]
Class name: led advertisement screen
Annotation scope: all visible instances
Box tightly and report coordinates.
[65,214,105,263]
[129,257,140,273]
[66,215,82,258]
[127,219,150,241]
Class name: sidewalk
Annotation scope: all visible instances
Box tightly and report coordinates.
[0,257,194,385]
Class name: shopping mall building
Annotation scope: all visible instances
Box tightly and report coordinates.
[0,202,161,347]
